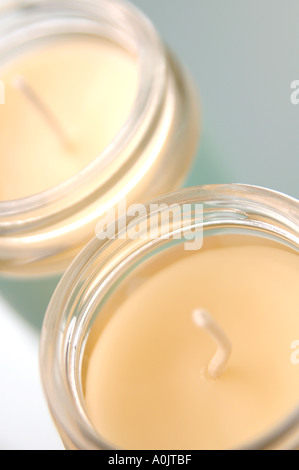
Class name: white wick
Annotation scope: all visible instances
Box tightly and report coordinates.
[13,75,72,149]
[193,308,232,379]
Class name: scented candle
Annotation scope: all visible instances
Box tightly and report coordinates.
[0,39,138,201]
[84,235,299,450]
[40,185,299,450]
[0,0,199,276]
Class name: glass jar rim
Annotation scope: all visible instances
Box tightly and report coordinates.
[40,184,299,450]
[0,0,167,219]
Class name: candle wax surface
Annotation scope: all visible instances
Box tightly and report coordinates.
[84,235,299,450]
[0,39,138,201]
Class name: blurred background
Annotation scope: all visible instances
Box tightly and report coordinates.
[0,0,298,449]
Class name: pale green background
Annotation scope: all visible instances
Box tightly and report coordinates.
[133,0,299,198]
[0,0,298,450]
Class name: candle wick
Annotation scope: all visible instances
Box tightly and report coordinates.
[13,75,72,150]
[193,308,232,379]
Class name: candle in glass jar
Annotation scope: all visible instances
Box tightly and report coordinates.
[83,235,299,450]
[0,38,138,201]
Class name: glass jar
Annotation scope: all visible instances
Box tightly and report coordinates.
[0,0,199,276]
[40,184,299,450]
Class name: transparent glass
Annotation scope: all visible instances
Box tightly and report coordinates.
[40,184,299,450]
[0,0,199,276]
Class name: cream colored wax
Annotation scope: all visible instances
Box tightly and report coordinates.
[0,39,138,200]
[84,235,299,450]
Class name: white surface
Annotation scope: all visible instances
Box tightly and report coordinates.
[0,295,63,450]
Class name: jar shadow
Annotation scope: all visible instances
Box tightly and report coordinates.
[0,275,61,330]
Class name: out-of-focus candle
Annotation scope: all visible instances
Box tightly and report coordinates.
[0,0,199,276]
[0,39,138,201]
[84,235,299,450]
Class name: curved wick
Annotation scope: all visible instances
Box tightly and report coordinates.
[193,308,232,379]
[12,75,72,149]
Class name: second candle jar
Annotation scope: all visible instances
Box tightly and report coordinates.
[40,184,299,450]
[0,0,199,276]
